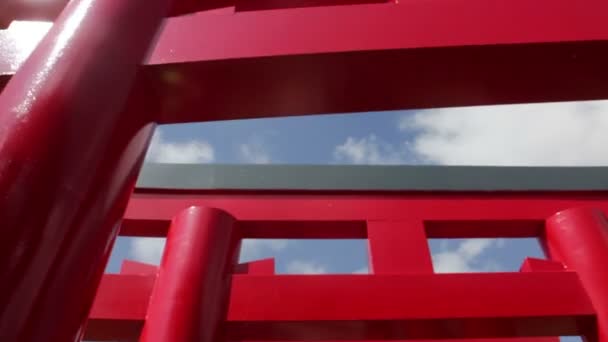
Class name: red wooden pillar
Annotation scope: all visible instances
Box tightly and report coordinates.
[140,206,241,342]
[367,220,434,274]
[0,0,170,340]
[545,207,608,342]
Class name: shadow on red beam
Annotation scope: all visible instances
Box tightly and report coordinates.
[120,219,368,238]
[4,42,608,122]
[86,273,595,341]
[424,220,545,238]
[142,41,608,124]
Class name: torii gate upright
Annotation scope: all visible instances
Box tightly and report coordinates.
[0,0,608,341]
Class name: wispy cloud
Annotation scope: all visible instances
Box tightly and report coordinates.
[128,237,289,266]
[333,134,409,164]
[431,239,504,273]
[400,101,608,166]
[286,260,328,274]
[129,237,165,264]
[238,142,272,164]
[240,239,289,262]
[145,129,214,163]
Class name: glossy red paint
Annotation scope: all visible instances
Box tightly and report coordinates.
[3,0,608,121]
[367,220,433,274]
[519,257,565,272]
[80,189,608,341]
[86,257,274,340]
[139,207,241,342]
[122,192,608,237]
[546,207,608,342]
[86,271,595,341]
[0,0,170,340]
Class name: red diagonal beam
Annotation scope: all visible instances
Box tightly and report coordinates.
[86,272,595,341]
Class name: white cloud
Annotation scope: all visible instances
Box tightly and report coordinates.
[333,134,408,164]
[239,239,289,262]
[238,142,271,164]
[145,129,214,163]
[401,100,608,166]
[129,238,288,265]
[432,239,504,273]
[286,260,328,274]
[353,266,369,274]
[129,237,165,264]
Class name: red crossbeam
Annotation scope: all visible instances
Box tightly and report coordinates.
[3,0,608,120]
[85,272,595,341]
[121,193,608,237]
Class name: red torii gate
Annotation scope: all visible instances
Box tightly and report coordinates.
[1,0,608,341]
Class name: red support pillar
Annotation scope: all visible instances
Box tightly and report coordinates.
[0,0,170,340]
[367,220,433,274]
[545,207,608,342]
[140,206,241,342]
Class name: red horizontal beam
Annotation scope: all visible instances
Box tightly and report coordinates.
[3,0,608,119]
[86,272,595,340]
[121,193,608,237]
[227,273,595,340]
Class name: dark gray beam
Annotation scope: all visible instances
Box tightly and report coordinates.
[135,164,608,191]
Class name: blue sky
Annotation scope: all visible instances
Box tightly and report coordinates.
[103,101,606,342]
[106,100,608,279]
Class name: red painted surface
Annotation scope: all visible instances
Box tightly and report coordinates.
[3,0,608,121]
[2,0,608,340]
[546,207,608,342]
[79,190,608,341]
[122,192,608,237]
[86,271,595,341]
[0,0,170,340]
[234,258,276,275]
[227,273,595,340]
[120,260,159,276]
[519,258,565,272]
[367,220,433,274]
[139,207,241,342]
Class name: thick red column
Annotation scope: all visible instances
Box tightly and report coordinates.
[140,206,241,342]
[545,207,608,342]
[0,0,170,340]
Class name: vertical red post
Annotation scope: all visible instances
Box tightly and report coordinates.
[545,207,608,342]
[367,221,433,274]
[0,0,170,340]
[140,206,241,342]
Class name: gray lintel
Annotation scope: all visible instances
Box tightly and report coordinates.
[135,163,608,191]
